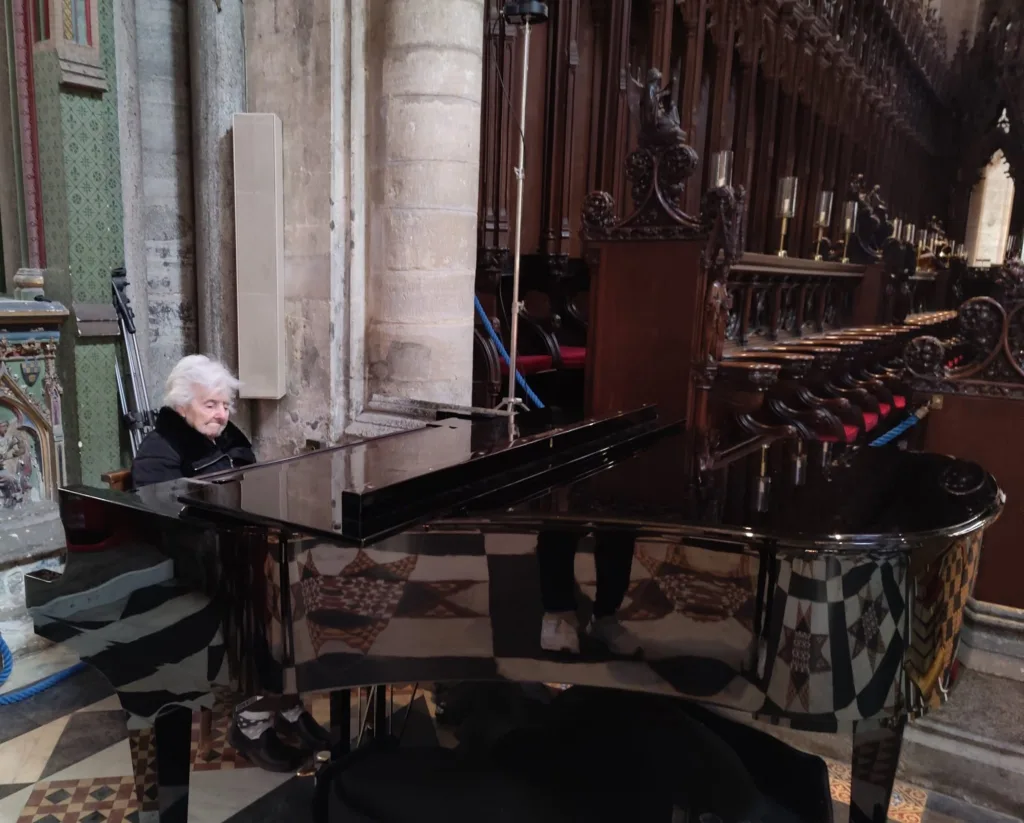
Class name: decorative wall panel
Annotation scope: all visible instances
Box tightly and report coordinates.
[31,0,124,485]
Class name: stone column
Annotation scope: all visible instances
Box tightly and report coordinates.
[113,0,152,397]
[188,0,244,374]
[366,0,485,406]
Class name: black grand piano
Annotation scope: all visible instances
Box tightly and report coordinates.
[26,406,1002,822]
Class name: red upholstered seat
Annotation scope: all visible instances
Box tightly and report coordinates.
[559,346,587,368]
[862,412,879,431]
[501,354,553,375]
[819,424,860,444]
[879,402,892,416]
[893,395,906,409]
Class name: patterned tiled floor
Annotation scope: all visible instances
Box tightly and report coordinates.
[1,656,1020,823]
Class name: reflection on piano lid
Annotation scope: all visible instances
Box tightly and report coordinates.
[452,438,1003,552]
[165,408,1002,554]
[175,407,677,543]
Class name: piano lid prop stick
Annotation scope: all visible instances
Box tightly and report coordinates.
[498,3,549,422]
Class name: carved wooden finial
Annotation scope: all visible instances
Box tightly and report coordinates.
[581,68,702,241]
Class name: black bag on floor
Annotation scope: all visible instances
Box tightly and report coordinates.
[324,687,833,823]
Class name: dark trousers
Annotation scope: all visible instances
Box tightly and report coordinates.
[536,529,635,619]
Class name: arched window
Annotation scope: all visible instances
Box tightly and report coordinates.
[965,142,1015,268]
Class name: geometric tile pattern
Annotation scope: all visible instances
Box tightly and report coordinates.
[906,531,983,712]
[31,0,124,486]
[15,776,139,823]
[126,731,158,813]
[826,759,928,823]
[0,665,1016,823]
[189,710,255,773]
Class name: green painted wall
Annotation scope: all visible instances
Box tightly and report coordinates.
[34,0,123,486]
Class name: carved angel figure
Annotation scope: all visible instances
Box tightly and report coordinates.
[627,66,687,149]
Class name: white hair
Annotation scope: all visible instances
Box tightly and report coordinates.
[163,355,241,410]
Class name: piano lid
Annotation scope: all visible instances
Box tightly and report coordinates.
[174,407,677,543]
[448,433,1004,551]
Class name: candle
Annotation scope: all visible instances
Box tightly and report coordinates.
[843,201,858,234]
[710,150,734,189]
[776,177,798,219]
[816,191,834,228]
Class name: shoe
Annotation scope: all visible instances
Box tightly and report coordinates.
[275,708,332,751]
[228,720,307,773]
[540,611,580,653]
[586,615,643,658]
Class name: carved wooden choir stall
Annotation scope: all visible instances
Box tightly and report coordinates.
[472,0,957,419]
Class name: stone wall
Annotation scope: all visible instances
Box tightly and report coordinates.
[138,0,198,399]
[364,0,484,407]
[243,0,336,458]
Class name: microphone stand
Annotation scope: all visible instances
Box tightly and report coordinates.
[496,2,549,440]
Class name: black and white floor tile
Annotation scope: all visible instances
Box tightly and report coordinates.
[1,648,1020,823]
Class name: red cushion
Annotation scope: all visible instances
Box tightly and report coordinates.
[559,346,587,368]
[862,412,879,431]
[501,354,553,375]
[819,424,860,444]
[879,402,891,416]
[893,395,906,409]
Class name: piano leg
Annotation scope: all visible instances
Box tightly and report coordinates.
[153,706,193,823]
[197,707,214,757]
[848,719,906,823]
[330,689,352,754]
[374,686,387,737]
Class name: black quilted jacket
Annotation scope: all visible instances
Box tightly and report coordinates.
[131,406,256,488]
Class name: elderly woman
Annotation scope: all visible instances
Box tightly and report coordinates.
[132,354,256,487]
[131,355,328,770]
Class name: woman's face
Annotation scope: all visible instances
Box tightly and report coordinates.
[180,385,230,439]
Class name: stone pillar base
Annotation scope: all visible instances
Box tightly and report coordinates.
[13,268,46,301]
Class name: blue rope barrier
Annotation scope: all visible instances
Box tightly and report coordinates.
[868,408,926,447]
[474,295,546,410]
[0,631,11,688]
[0,631,88,706]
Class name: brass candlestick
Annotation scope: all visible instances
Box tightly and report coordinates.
[778,216,790,257]
[776,176,798,257]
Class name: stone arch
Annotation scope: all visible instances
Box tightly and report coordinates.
[0,369,56,506]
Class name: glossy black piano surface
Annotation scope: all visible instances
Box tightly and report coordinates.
[25,408,1003,823]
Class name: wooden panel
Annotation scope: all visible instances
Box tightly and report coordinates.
[921,394,1024,609]
[584,240,705,424]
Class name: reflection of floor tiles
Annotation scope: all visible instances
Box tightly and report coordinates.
[14,776,138,823]
[127,731,158,813]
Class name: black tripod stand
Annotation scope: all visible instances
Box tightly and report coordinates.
[111,268,155,456]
